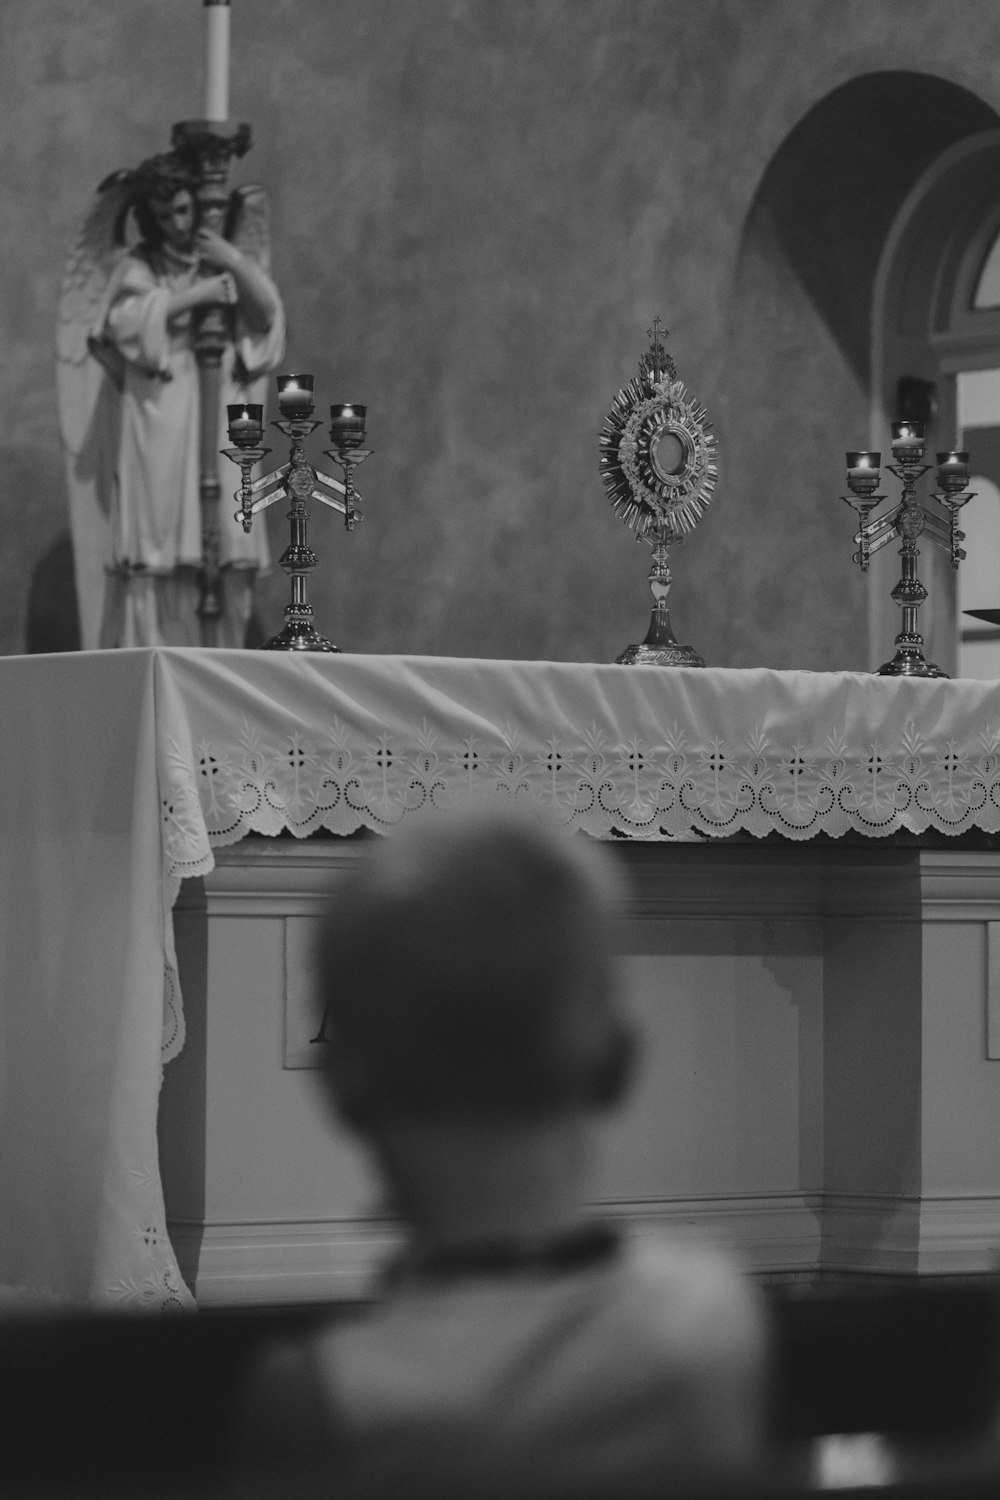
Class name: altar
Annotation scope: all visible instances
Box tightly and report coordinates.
[3,646,1000,1308]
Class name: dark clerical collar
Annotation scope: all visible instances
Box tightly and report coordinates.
[382,1220,620,1290]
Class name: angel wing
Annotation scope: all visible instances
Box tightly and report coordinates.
[55,171,138,452]
[55,172,137,648]
[225,183,274,273]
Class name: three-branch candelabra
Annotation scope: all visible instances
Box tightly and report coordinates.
[841,422,974,677]
[223,375,370,651]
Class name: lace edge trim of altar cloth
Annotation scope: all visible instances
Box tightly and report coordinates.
[159,717,1000,861]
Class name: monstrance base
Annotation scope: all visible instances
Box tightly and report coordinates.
[615,641,706,668]
[261,622,340,653]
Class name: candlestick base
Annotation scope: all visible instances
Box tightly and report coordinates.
[877,633,947,678]
[261,620,340,653]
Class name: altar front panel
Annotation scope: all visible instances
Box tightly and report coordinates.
[162,839,829,1304]
[162,839,1000,1304]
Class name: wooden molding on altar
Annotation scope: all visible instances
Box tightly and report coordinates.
[165,1189,1000,1307]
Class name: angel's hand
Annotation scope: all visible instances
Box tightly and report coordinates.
[183,272,237,310]
[194,227,241,271]
[204,271,237,306]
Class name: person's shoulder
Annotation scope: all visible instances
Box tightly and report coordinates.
[623,1229,752,1286]
[616,1232,764,1360]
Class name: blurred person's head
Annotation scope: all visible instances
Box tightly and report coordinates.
[312,809,635,1248]
[314,807,634,1133]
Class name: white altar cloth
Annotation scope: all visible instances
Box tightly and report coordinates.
[4,646,1000,1307]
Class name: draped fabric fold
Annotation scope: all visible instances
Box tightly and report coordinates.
[0,650,192,1309]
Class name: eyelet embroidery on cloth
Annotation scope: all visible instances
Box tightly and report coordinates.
[157,714,1000,859]
[107,1262,189,1311]
[106,1169,194,1310]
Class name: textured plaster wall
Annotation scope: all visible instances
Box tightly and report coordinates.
[5,0,1000,667]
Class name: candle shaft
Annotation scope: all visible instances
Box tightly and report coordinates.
[205,0,231,122]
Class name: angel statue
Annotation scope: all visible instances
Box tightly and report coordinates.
[56,151,287,649]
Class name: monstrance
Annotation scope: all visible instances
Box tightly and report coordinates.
[599,319,717,666]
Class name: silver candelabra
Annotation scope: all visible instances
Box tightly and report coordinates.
[223,375,370,651]
[841,422,974,677]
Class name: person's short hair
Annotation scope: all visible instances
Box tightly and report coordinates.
[313,809,634,1126]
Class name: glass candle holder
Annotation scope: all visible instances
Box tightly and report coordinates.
[846,450,881,495]
[936,450,970,493]
[277,373,315,416]
[226,403,264,446]
[890,420,925,459]
[329,402,367,447]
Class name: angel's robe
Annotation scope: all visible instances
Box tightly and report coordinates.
[99,243,285,575]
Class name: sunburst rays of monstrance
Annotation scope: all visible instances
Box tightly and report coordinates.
[600,319,716,666]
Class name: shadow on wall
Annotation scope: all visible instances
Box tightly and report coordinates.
[25,532,80,654]
[715,70,998,673]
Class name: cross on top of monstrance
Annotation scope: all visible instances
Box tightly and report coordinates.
[639,316,678,385]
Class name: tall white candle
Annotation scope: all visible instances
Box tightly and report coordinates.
[204,0,231,121]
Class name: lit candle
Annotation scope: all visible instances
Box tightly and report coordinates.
[846,450,881,494]
[329,403,367,444]
[277,374,315,416]
[936,450,969,491]
[227,403,263,444]
[890,420,924,456]
[204,0,230,122]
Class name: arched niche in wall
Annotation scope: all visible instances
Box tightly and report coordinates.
[875,128,1000,678]
[723,72,996,673]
